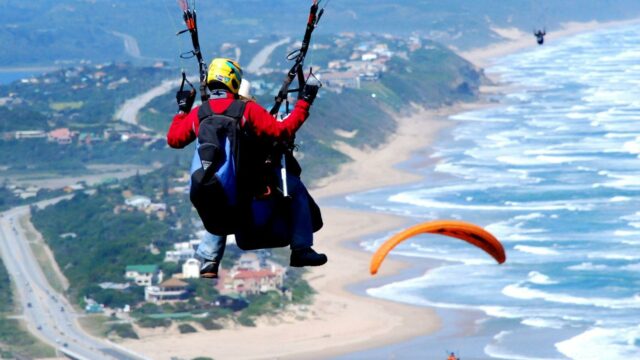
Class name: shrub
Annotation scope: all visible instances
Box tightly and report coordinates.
[137,317,171,328]
[237,313,255,327]
[196,317,223,331]
[107,324,138,339]
[178,323,197,334]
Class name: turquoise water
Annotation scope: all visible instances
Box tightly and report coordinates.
[347,23,640,359]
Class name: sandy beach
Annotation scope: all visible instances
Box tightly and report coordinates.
[120,17,640,360]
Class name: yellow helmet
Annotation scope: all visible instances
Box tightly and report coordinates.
[207,58,243,94]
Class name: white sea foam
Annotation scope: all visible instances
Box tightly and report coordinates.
[566,112,592,119]
[621,263,640,271]
[486,216,548,242]
[623,136,640,155]
[450,112,513,123]
[389,192,594,212]
[567,262,610,271]
[527,271,558,285]
[587,252,640,261]
[515,213,545,220]
[485,330,564,360]
[522,317,565,329]
[613,229,640,236]
[605,132,639,139]
[620,212,640,229]
[610,196,632,202]
[495,154,594,166]
[514,245,560,256]
[502,283,640,309]
[556,326,640,359]
[594,172,640,189]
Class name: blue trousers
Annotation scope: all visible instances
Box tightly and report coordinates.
[196,232,226,263]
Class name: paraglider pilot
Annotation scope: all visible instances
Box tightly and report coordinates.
[534,29,546,45]
[167,58,327,278]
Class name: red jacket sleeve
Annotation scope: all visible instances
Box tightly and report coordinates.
[242,100,310,140]
[167,107,199,148]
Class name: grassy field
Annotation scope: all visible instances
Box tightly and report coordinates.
[0,319,57,358]
[49,101,84,111]
[20,215,67,294]
[0,257,56,358]
[78,315,111,337]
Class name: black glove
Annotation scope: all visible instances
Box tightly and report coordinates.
[299,79,321,105]
[176,88,196,113]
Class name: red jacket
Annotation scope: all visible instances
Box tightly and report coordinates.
[167,91,310,149]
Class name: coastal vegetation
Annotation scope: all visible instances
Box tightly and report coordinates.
[0,258,56,358]
[30,166,316,334]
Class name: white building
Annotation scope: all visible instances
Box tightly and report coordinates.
[164,248,195,263]
[124,195,151,209]
[15,130,46,139]
[125,265,160,286]
[163,240,200,263]
[361,52,378,61]
[99,282,130,290]
[145,278,189,302]
[182,258,200,279]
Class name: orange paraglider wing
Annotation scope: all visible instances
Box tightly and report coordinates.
[370,220,506,275]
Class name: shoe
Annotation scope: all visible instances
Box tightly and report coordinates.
[196,256,219,279]
[290,247,328,267]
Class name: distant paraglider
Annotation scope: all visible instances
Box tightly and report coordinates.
[534,29,546,45]
[369,220,506,275]
[447,352,460,360]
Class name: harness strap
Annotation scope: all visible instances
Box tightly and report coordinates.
[198,98,247,120]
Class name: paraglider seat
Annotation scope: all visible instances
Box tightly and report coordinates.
[233,193,323,251]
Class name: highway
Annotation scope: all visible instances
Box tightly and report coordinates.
[0,202,149,360]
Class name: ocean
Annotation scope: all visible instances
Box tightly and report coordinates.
[0,69,49,85]
[342,23,640,359]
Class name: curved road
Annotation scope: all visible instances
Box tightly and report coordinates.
[0,201,149,360]
[111,31,142,59]
[115,38,290,130]
[114,79,180,129]
[246,38,291,73]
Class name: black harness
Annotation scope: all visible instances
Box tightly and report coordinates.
[190,99,246,235]
[190,99,323,249]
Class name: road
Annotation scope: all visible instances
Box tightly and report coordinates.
[114,38,291,131]
[111,31,142,59]
[114,79,180,129]
[0,200,149,360]
[245,38,291,74]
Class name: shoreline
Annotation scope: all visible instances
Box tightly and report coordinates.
[462,17,640,68]
[119,17,640,360]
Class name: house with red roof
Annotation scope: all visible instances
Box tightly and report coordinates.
[47,128,74,144]
[217,253,286,296]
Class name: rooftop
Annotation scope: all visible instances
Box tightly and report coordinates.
[233,269,278,280]
[125,264,158,274]
[159,277,189,288]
